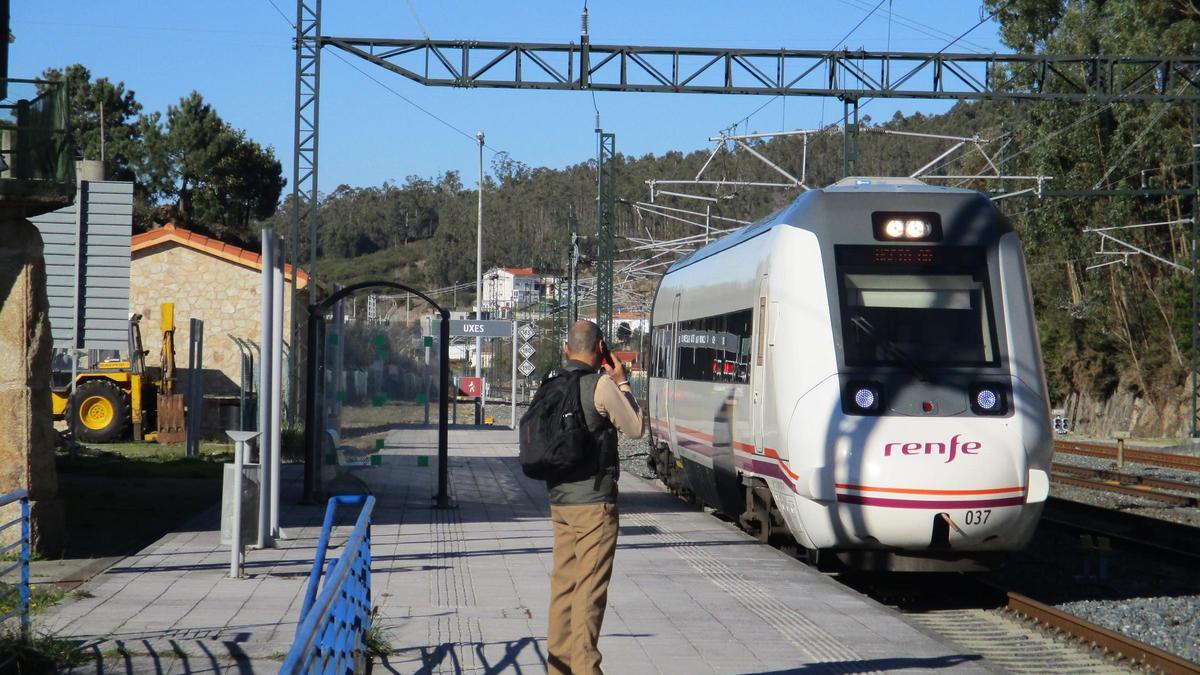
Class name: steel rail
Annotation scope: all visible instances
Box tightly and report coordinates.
[1050,472,1196,506]
[1051,462,1200,496]
[1053,440,1200,472]
[1006,592,1200,674]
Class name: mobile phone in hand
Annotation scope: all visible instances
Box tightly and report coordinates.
[601,341,615,368]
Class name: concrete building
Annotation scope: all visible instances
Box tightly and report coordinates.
[130,223,310,398]
[481,267,538,317]
[481,267,567,318]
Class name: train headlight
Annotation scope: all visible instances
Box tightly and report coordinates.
[872,212,942,241]
[905,219,931,238]
[854,387,876,409]
[969,383,1009,415]
[844,381,883,415]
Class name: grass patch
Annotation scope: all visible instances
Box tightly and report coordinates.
[56,442,233,479]
[363,607,392,657]
[281,426,305,464]
[0,583,67,617]
[0,627,84,672]
[0,550,45,564]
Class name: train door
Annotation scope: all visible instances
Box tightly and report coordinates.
[752,276,768,455]
[668,293,681,450]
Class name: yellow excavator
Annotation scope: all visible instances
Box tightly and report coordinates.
[50,303,184,443]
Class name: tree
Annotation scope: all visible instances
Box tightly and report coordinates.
[193,130,285,239]
[137,92,284,240]
[40,64,143,180]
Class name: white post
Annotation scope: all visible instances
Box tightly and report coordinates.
[476,131,485,424]
[269,236,284,539]
[227,430,259,578]
[511,321,518,428]
[475,130,485,381]
[257,232,274,549]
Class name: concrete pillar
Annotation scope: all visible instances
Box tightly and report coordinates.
[0,219,64,554]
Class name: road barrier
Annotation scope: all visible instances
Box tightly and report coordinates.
[0,489,31,645]
[282,495,376,673]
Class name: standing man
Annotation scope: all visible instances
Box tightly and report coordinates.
[547,320,643,675]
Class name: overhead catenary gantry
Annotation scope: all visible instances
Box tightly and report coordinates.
[290,2,1200,428]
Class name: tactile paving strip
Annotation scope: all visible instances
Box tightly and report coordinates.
[624,511,866,666]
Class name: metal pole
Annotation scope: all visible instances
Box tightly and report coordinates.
[227,430,259,578]
[511,321,517,428]
[569,226,578,323]
[476,130,485,383]
[424,337,431,425]
[257,232,275,549]
[189,320,205,458]
[842,97,859,177]
[476,131,485,425]
[19,496,29,639]
[270,237,285,539]
[1192,95,1198,438]
[436,311,451,507]
[303,312,320,503]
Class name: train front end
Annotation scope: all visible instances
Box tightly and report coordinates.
[784,179,1052,571]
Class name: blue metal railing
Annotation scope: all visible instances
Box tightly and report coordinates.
[282,495,376,674]
[0,490,31,643]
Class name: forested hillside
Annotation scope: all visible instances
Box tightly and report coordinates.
[273,0,1200,436]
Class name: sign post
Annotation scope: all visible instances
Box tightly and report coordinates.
[511,322,518,428]
[444,319,515,426]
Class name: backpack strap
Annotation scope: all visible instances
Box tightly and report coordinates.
[576,371,612,492]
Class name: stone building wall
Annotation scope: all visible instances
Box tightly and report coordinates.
[0,220,63,553]
[130,244,300,399]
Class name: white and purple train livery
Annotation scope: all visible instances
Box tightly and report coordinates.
[646,177,1053,571]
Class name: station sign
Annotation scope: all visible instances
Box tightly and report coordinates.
[448,319,512,338]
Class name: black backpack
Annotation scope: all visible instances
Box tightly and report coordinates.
[518,370,596,480]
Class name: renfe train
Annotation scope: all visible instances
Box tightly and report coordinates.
[646,177,1053,571]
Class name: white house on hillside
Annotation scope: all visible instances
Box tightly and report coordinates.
[482,267,541,317]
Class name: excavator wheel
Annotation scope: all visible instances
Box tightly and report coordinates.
[71,379,131,443]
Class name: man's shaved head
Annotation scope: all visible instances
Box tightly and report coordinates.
[567,320,603,359]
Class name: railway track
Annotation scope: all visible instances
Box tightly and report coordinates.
[1004,591,1200,674]
[845,569,1200,673]
[1050,462,1200,506]
[1053,439,1200,472]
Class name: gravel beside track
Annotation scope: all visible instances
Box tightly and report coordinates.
[1041,440,1200,664]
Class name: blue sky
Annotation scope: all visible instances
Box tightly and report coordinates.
[12,1,1007,193]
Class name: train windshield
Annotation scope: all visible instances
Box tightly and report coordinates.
[836,246,998,367]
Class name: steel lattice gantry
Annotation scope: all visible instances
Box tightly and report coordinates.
[293,19,1200,433]
[319,37,1200,102]
[596,129,615,339]
[288,0,321,420]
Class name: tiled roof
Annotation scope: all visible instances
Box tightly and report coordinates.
[501,267,536,276]
[131,223,309,288]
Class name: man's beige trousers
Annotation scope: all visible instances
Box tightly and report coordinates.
[547,502,619,675]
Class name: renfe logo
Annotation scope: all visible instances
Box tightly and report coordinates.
[883,434,981,463]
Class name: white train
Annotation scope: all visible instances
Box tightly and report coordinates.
[646,177,1053,571]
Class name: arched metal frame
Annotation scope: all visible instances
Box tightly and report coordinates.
[304,281,452,507]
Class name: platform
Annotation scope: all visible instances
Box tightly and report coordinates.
[41,427,991,674]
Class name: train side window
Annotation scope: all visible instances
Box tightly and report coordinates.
[671,310,753,382]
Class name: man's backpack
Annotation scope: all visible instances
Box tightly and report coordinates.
[518,370,595,480]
